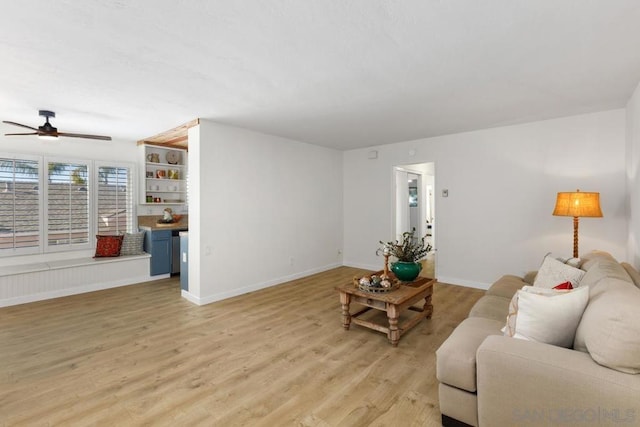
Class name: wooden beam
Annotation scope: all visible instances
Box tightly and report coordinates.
[137,118,199,150]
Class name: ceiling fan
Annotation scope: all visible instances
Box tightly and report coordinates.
[3,110,112,141]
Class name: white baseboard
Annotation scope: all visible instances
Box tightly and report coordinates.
[185,262,342,306]
[342,261,379,271]
[181,289,201,305]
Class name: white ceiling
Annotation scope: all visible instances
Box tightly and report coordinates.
[2,1,640,150]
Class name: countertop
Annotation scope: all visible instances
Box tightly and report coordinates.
[138,215,188,231]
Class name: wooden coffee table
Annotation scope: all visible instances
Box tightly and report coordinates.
[336,272,436,346]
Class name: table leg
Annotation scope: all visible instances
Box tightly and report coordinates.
[424,292,434,318]
[339,292,351,330]
[387,305,400,347]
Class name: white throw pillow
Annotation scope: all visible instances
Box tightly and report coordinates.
[533,255,585,288]
[503,285,589,348]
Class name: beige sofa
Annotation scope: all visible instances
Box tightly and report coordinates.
[436,250,640,427]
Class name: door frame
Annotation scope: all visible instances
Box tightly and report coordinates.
[391,162,436,274]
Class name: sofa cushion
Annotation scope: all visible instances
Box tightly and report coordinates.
[503,286,589,348]
[469,295,511,322]
[621,262,640,290]
[580,250,618,271]
[485,275,527,299]
[533,255,585,288]
[574,277,632,352]
[574,280,640,374]
[523,270,537,285]
[436,317,504,392]
[578,259,632,297]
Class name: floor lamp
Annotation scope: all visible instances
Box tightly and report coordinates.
[552,190,603,258]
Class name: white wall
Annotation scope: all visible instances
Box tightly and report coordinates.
[626,81,640,267]
[185,125,202,299]
[344,110,628,289]
[184,120,343,305]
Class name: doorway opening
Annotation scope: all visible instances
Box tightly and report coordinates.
[393,162,435,277]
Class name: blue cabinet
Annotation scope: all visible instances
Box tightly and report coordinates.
[144,229,172,275]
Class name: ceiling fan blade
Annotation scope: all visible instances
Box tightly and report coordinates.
[57,131,112,141]
[4,132,38,136]
[2,120,38,131]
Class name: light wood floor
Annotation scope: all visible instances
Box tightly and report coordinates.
[0,267,483,426]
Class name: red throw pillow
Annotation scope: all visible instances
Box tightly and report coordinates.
[553,281,574,290]
[94,235,124,257]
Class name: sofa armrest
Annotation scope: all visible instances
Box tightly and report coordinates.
[477,335,640,426]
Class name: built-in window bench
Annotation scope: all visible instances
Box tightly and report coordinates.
[0,254,152,307]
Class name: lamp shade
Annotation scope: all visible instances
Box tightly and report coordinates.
[552,190,603,218]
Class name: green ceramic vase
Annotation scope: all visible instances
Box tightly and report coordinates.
[391,261,422,282]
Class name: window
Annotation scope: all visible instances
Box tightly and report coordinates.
[0,154,135,257]
[46,161,90,250]
[96,164,133,234]
[0,157,41,254]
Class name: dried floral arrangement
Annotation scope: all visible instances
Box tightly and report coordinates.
[376,228,432,262]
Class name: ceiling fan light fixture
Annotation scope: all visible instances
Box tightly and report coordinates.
[38,121,58,140]
[4,110,111,141]
[39,122,56,132]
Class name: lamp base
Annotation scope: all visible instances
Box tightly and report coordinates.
[573,216,579,258]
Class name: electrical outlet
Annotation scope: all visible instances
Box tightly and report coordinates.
[442,189,449,197]
[289,256,294,266]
